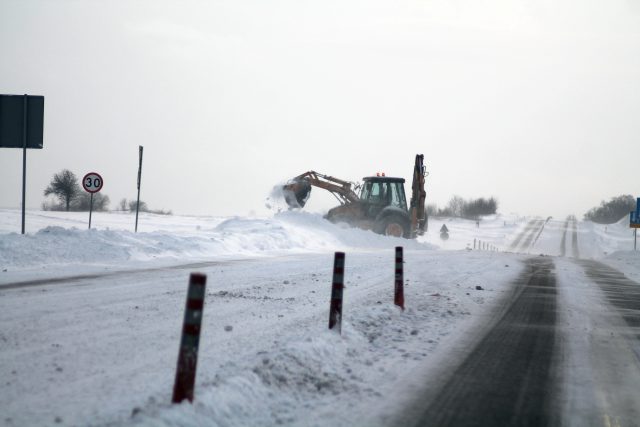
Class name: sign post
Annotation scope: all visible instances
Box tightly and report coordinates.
[135,145,143,233]
[0,94,44,234]
[82,172,103,229]
[630,198,640,251]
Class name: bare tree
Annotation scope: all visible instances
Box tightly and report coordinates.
[447,195,466,217]
[129,199,148,212]
[119,198,128,211]
[44,169,81,211]
[73,192,110,211]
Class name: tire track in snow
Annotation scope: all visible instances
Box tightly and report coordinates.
[559,259,640,425]
[413,257,560,427]
[560,218,569,257]
[519,220,545,254]
[508,220,537,252]
[0,259,267,291]
[578,260,640,337]
[570,216,580,259]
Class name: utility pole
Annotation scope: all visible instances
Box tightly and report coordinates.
[135,145,143,232]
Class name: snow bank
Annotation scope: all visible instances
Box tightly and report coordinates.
[124,251,523,427]
[604,250,640,282]
[0,210,433,271]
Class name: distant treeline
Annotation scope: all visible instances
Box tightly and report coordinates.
[427,195,498,219]
[583,194,636,224]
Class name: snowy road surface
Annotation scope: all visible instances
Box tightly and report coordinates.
[1,210,639,426]
[413,257,559,426]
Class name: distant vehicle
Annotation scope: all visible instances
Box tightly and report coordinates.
[282,155,428,238]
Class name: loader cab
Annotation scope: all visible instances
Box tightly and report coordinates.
[359,177,408,212]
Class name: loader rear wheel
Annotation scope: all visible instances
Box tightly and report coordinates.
[385,222,404,237]
[375,214,410,238]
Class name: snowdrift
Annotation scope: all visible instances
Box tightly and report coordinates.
[0,211,434,271]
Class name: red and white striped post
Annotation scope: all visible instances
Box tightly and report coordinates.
[328,252,345,333]
[172,273,207,404]
[394,246,404,310]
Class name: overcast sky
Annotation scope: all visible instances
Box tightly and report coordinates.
[1,0,639,219]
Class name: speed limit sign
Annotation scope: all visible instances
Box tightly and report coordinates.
[82,172,103,193]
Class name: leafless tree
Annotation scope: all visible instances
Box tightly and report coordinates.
[44,169,81,212]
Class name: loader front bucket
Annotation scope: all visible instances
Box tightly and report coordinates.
[282,179,312,209]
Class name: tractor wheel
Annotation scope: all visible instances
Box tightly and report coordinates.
[375,215,410,238]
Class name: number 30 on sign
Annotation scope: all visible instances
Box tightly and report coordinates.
[82,172,103,193]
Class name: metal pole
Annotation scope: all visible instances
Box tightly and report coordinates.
[135,145,143,232]
[88,193,94,229]
[21,95,27,235]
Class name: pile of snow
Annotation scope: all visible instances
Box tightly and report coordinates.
[0,210,433,272]
[117,251,524,427]
[578,215,637,259]
[604,250,640,282]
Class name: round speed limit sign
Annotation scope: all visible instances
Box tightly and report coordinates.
[82,172,104,193]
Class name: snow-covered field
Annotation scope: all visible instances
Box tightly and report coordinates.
[0,209,638,426]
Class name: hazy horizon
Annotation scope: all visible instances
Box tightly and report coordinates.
[1,0,639,219]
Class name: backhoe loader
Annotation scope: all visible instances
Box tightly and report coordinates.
[282,155,427,238]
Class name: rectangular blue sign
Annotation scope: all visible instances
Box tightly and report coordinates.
[631,199,640,228]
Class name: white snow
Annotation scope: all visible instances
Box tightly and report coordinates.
[1,209,639,427]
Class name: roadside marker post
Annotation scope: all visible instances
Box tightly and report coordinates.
[328,252,345,334]
[473,238,476,250]
[394,246,405,310]
[172,273,207,404]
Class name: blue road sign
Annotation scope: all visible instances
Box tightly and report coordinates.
[631,198,640,228]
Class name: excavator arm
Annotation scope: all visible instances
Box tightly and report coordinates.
[409,154,428,237]
[282,171,360,208]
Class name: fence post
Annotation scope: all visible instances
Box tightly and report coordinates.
[328,252,345,333]
[172,273,207,404]
[394,246,404,310]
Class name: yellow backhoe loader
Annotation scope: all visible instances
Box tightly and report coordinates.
[282,155,427,238]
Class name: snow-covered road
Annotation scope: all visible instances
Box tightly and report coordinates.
[1,209,639,426]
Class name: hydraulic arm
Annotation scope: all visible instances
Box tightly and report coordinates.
[282,171,360,208]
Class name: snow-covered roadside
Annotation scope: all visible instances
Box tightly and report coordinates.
[577,216,640,281]
[420,214,526,251]
[0,250,525,427]
[1,209,527,426]
[0,210,431,281]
